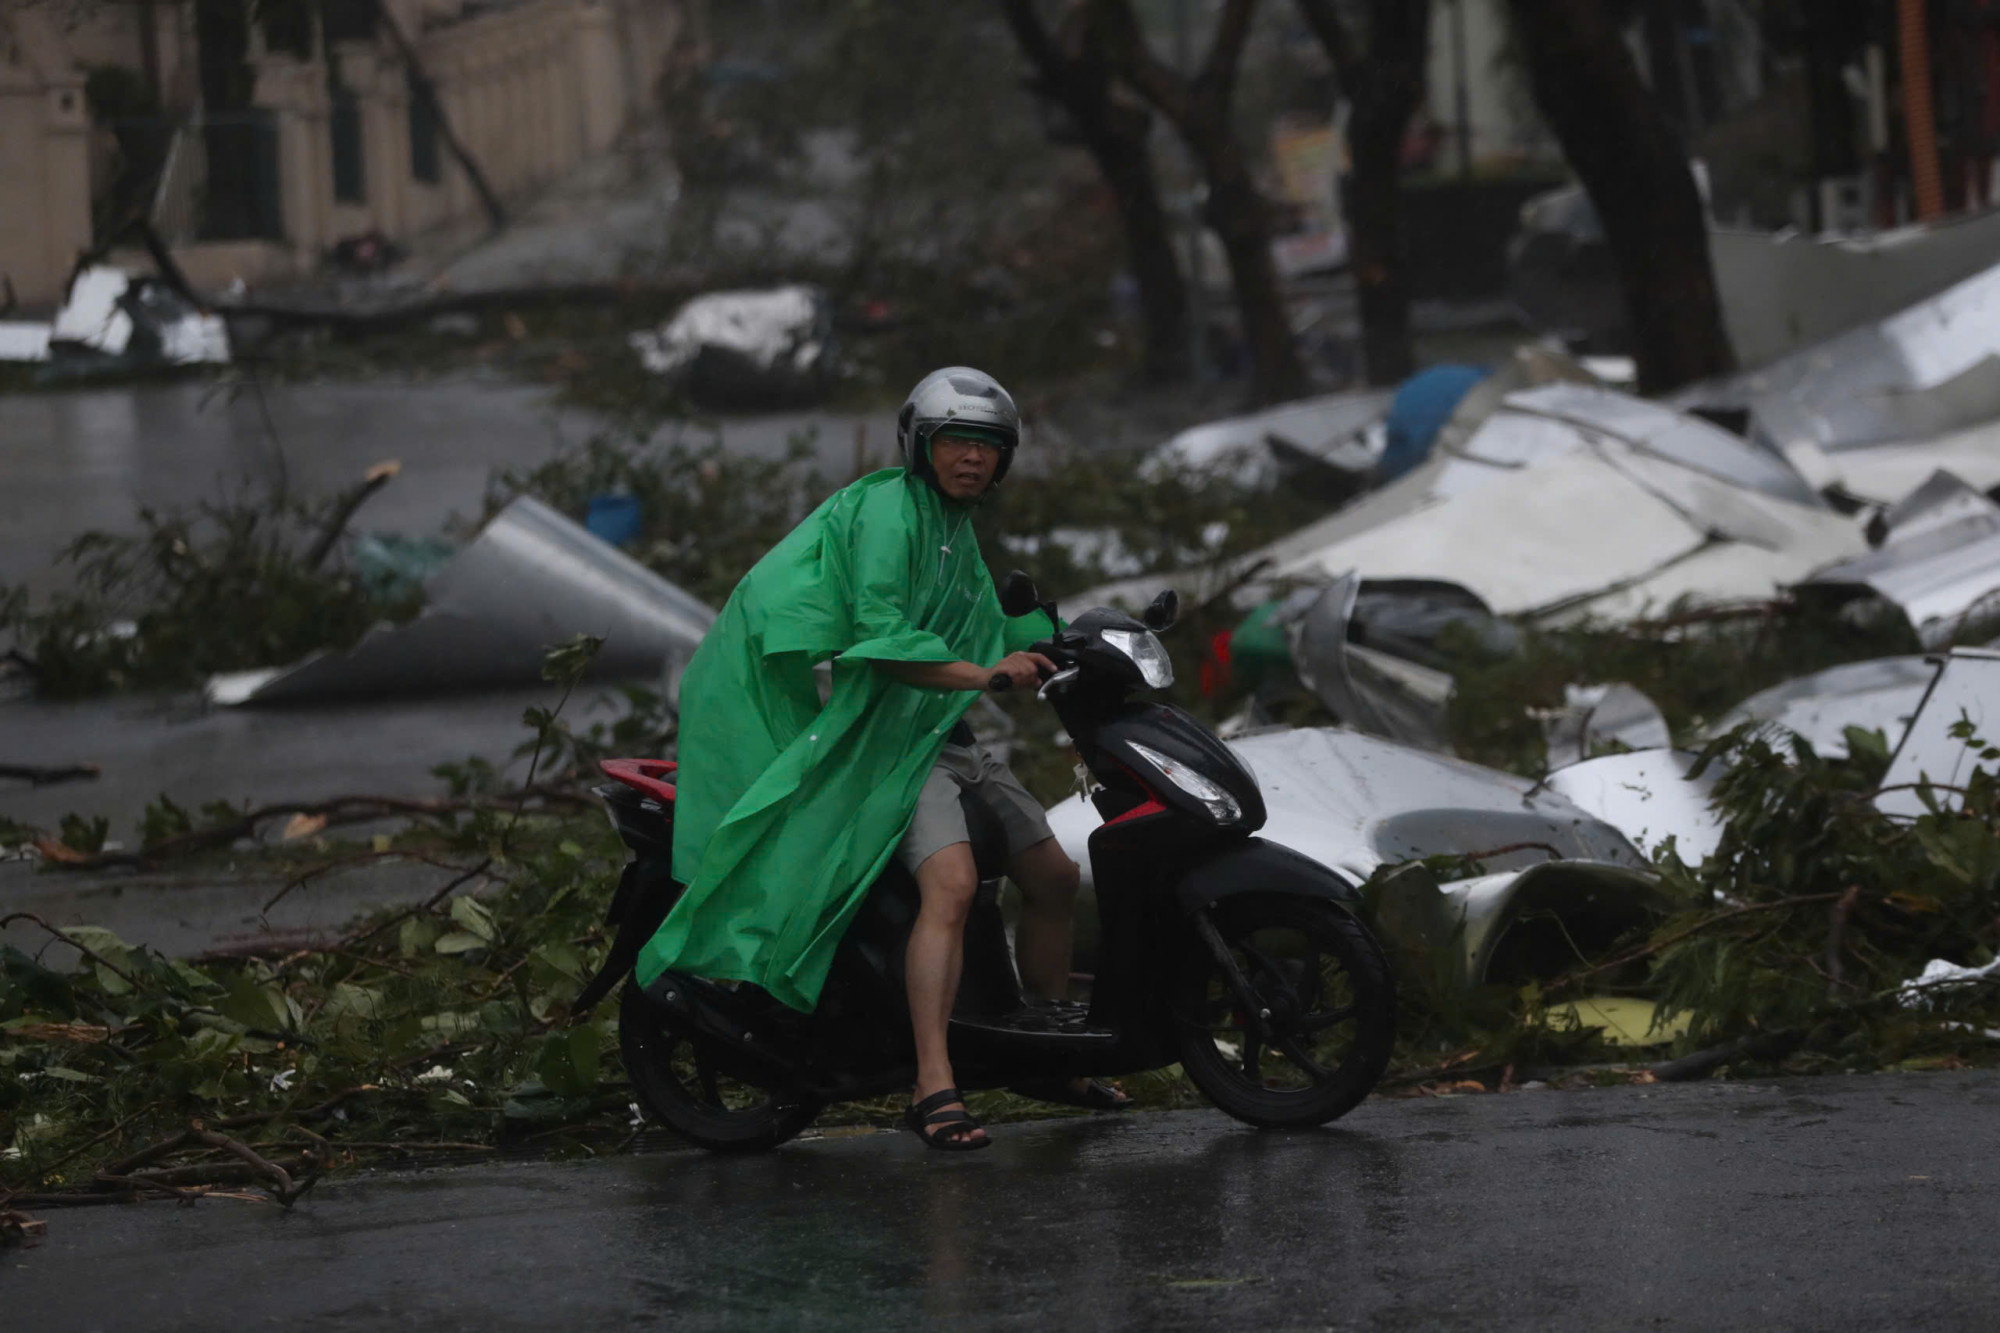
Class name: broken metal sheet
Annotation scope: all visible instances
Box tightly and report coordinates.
[1502,381,1820,506]
[207,496,714,705]
[1696,255,2000,455]
[1804,473,2000,647]
[1050,725,1650,890]
[1541,683,1672,770]
[1047,725,1671,988]
[51,266,135,354]
[1708,210,2000,368]
[43,266,230,366]
[1540,749,1724,865]
[1271,444,1716,617]
[1284,572,1454,750]
[1714,656,1939,758]
[1899,956,2000,1007]
[1875,648,2000,819]
[1142,388,1393,488]
[1070,356,1851,628]
[628,285,833,407]
[1265,574,1518,754]
[1823,421,2000,504]
[0,322,52,362]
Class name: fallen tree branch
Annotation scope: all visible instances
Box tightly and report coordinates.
[91,1172,209,1203]
[0,761,101,787]
[0,913,144,990]
[1825,884,1862,997]
[36,786,589,871]
[1547,893,1847,995]
[262,849,476,914]
[184,1127,311,1204]
[1646,1030,1802,1082]
[0,1206,49,1243]
[303,461,401,570]
[335,859,495,953]
[27,1102,163,1186]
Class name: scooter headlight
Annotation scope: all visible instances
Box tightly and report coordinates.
[1101,628,1175,689]
[1129,741,1241,824]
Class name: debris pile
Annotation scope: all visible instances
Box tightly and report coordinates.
[0,266,229,376]
[207,496,713,707]
[627,285,835,408]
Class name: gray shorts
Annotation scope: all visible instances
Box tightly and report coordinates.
[896,743,1054,873]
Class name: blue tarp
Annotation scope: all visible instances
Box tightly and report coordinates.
[1381,364,1488,481]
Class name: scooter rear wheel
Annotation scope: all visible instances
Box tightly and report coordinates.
[1177,895,1395,1128]
[620,983,822,1152]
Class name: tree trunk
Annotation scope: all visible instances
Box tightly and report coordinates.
[1343,103,1415,386]
[1097,129,1192,383]
[1504,0,1735,393]
[1196,134,1306,404]
[1092,0,1307,405]
[1295,0,1430,386]
[1001,0,1189,383]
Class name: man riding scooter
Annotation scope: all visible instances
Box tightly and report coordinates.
[637,367,1128,1151]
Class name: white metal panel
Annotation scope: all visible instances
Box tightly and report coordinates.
[1876,650,2000,817]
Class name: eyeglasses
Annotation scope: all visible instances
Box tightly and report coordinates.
[931,433,1006,456]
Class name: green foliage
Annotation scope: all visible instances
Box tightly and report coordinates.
[1441,607,1922,776]
[490,423,830,609]
[56,814,109,856]
[0,490,420,699]
[1636,726,2000,1064]
[0,811,629,1192]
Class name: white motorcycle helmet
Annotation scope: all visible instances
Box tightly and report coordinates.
[896,366,1020,496]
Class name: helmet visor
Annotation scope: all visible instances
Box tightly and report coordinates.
[928,423,1014,453]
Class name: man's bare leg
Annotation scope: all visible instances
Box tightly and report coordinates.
[906,841,985,1141]
[1007,836,1081,1002]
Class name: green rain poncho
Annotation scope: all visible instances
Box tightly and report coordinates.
[635,467,1047,1012]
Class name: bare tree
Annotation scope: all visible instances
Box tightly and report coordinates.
[1092,0,1307,405]
[1504,0,1736,393]
[1293,0,1430,386]
[1001,0,1190,383]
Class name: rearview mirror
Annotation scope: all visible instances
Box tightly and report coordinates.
[1143,589,1179,632]
[999,569,1041,618]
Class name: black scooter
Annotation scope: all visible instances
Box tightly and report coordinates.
[574,574,1395,1150]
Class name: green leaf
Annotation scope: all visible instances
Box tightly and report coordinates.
[432,932,487,955]
[39,1066,99,1083]
[535,1024,601,1098]
[540,633,604,683]
[399,917,441,957]
[59,925,132,960]
[322,982,383,1020]
[450,895,497,942]
[218,973,292,1033]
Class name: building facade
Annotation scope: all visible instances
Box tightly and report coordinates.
[0,0,692,308]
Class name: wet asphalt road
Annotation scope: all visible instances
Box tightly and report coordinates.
[0,377,894,597]
[9,1071,1998,1332]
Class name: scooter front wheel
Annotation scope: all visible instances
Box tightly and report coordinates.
[620,983,822,1152]
[1176,894,1396,1128]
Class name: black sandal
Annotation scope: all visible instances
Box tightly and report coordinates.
[904,1087,992,1151]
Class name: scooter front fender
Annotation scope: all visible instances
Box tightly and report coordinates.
[1172,837,1362,916]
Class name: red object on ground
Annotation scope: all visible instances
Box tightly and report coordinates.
[598,758,678,804]
[1199,628,1234,699]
